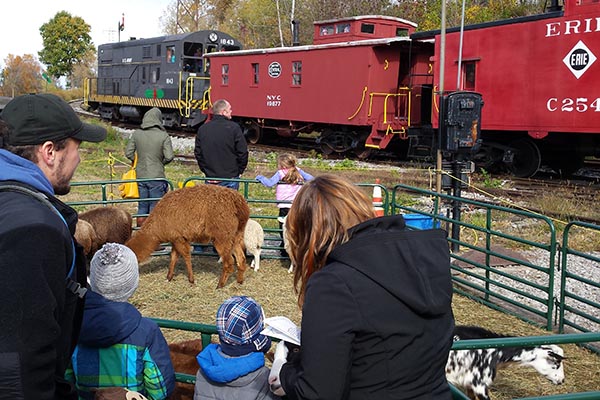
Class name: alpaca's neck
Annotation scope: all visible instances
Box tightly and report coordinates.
[126,230,160,262]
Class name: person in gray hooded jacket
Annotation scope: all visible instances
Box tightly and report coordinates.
[125,108,174,227]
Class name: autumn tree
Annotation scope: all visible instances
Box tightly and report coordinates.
[389,0,545,31]
[160,0,216,34]
[0,54,44,97]
[70,49,97,89]
[159,0,546,49]
[38,11,95,85]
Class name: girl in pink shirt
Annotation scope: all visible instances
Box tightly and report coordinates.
[256,154,314,255]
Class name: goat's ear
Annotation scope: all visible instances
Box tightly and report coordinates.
[548,351,565,361]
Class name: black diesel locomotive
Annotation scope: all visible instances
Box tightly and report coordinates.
[83,30,241,129]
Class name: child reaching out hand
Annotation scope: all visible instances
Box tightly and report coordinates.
[255,154,314,255]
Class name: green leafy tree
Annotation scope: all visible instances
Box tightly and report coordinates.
[0,54,43,96]
[38,11,95,85]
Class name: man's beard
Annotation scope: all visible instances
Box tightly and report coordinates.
[53,156,73,195]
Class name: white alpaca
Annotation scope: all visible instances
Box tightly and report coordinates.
[218,219,264,271]
[244,219,264,271]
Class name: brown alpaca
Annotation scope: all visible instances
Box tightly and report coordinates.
[125,185,249,288]
[74,219,99,256]
[168,339,203,400]
[78,206,133,255]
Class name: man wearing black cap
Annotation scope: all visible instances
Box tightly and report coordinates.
[0,93,107,399]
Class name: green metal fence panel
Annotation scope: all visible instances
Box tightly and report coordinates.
[151,317,217,349]
[559,222,600,353]
[69,178,174,218]
[390,183,558,331]
[356,182,391,216]
[450,384,471,400]
[518,392,600,400]
[150,317,600,399]
[68,177,598,338]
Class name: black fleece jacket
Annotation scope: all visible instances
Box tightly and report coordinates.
[280,215,455,400]
[194,115,248,179]
[0,181,86,400]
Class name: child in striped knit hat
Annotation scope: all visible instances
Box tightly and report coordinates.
[66,243,175,399]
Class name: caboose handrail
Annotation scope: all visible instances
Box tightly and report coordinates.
[347,86,368,121]
[366,89,411,125]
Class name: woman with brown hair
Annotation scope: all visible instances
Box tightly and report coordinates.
[269,174,455,400]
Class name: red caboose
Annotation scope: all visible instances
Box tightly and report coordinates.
[207,0,600,177]
[413,0,600,176]
[206,16,430,156]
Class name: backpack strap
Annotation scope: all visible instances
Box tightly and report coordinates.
[0,183,87,298]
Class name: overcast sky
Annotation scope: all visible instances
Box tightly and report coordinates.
[0,0,172,66]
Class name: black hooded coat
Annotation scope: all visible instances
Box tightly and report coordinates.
[280,215,455,400]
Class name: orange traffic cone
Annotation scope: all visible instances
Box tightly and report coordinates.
[373,179,384,217]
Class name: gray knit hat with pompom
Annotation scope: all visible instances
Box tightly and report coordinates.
[90,243,139,302]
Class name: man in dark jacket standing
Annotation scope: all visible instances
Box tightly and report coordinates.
[194,99,248,190]
[0,94,106,399]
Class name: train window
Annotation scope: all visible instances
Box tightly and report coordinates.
[252,63,259,85]
[166,45,176,63]
[292,61,302,86]
[142,66,147,81]
[156,45,161,57]
[152,68,160,84]
[396,28,409,37]
[320,25,334,36]
[142,46,151,58]
[222,64,229,85]
[360,23,375,34]
[462,62,476,91]
[336,24,351,34]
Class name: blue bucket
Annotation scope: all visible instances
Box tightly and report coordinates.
[403,214,440,230]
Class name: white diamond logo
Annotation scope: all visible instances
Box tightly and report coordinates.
[563,40,596,79]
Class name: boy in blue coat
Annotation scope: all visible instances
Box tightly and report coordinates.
[194,296,278,400]
[66,243,175,399]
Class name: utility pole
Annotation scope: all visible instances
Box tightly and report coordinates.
[436,0,447,194]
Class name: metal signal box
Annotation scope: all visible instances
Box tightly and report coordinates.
[443,92,483,153]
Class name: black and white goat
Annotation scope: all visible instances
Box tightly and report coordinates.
[446,325,565,400]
